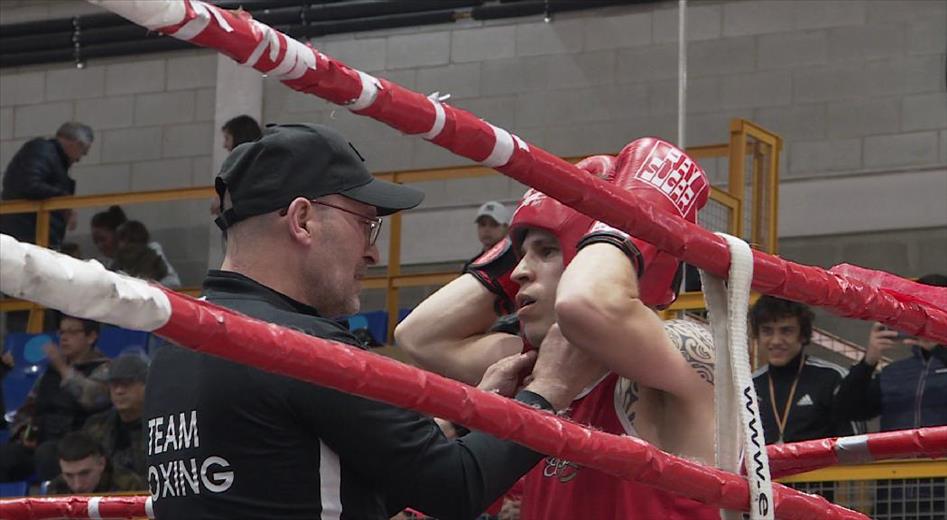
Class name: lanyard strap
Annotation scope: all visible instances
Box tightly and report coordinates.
[768,355,805,443]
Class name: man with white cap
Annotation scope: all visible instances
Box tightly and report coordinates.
[464,201,512,272]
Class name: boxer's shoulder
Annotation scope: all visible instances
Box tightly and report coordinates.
[663,319,714,385]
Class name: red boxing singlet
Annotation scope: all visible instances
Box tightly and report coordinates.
[520,373,719,520]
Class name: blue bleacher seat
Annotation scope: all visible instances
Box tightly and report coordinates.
[0,480,28,498]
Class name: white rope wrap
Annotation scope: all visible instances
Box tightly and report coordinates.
[347,71,381,111]
[87,1,186,31]
[702,233,774,520]
[145,496,156,519]
[422,98,446,140]
[169,0,211,41]
[0,234,172,331]
[836,434,873,465]
[86,496,102,520]
[481,125,514,168]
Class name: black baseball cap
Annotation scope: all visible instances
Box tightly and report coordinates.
[215,123,424,230]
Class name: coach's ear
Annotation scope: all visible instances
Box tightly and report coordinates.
[284,197,318,243]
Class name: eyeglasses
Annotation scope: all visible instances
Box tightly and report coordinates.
[58,328,86,336]
[281,199,383,245]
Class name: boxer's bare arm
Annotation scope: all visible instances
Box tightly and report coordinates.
[394,273,521,385]
[555,243,707,399]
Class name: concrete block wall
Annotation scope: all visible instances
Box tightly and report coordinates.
[259,0,946,263]
[0,49,218,285]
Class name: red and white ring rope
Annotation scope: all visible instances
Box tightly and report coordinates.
[85,0,947,344]
[0,235,864,520]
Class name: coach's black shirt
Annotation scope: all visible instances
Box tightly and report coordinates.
[145,270,550,519]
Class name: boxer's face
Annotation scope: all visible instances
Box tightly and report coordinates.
[512,229,565,348]
[758,316,804,367]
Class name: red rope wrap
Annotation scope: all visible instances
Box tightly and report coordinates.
[0,496,149,520]
[123,0,947,343]
[150,289,864,520]
[768,426,947,478]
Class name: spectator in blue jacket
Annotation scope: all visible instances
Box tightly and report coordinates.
[835,273,947,431]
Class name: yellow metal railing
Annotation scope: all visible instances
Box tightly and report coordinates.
[779,459,947,483]
[1,119,782,339]
[778,459,946,518]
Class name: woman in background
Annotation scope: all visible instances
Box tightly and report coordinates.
[90,206,180,287]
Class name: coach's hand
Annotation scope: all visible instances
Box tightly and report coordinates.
[526,324,607,411]
[478,350,537,397]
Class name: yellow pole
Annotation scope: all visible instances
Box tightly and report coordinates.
[27,207,53,332]
[385,207,403,345]
[728,120,746,240]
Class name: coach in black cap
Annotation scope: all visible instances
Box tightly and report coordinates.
[145,124,593,519]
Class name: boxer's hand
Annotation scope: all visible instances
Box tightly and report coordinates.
[576,221,644,277]
[464,237,519,315]
[478,350,538,397]
[525,324,608,411]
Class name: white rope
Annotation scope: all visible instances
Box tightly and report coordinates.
[0,234,171,331]
[87,1,186,31]
[701,233,774,520]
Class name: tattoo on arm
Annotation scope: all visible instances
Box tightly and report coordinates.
[664,320,715,385]
[619,379,640,425]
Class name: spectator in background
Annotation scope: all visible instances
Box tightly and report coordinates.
[462,201,512,272]
[111,220,169,283]
[90,206,181,287]
[836,273,947,431]
[47,431,145,495]
[221,115,262,153]
[0,122,93,250]
[212,115,265,217]
[750,296,858,445]
[0,316,110,482]
[83,353,148,479]
[0,347,13,431]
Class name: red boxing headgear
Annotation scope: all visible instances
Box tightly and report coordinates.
[613,137,710,308]
[509,155,616,265]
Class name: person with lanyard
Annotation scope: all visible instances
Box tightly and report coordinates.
[750,296,860,445]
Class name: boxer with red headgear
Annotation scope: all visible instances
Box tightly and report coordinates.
[396,144,717,519]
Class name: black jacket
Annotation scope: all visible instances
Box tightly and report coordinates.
[0,137,75,248]
[836,346,947,431]
[145,270,549,519]
[83,409,147,479]
[32,351,109,443]
[752,353,859,444]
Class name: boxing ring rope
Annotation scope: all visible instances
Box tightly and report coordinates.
[0,236,862,520]
[86,0,947,345]
[5,426,945,519]
[0,496,151,520]
[2,1,940,518]
[767,426,947,479]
